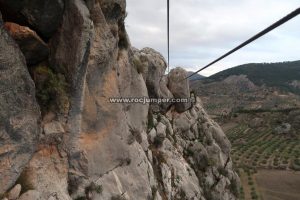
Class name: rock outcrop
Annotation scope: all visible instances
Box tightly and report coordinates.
[4,22,49,65]
[0,0,64,38]
[132,47,174,112]
[0,15,40,194]
[0,1,240,200]
[168,67,192,112]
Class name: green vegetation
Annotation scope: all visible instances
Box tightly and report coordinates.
[227,123,300,200]
[85,182,103,195]
[74,182,102,200]
[34,65,69,114]
[207,60,300,94]
[228,177,240,197]
[236,107,300,114]
[228,124,300,171]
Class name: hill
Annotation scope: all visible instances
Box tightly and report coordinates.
[187,71,206,81]
[205,60,300,94]
[191,61,300,200]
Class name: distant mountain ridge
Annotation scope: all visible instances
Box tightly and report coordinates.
[205,60,300,94]
[190,60,300,116]
[187,71,206,81]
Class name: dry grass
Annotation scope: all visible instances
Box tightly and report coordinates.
[255,170,300,200]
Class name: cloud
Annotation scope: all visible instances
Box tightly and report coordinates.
[126,0,300,76]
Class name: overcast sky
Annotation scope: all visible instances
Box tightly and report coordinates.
[126,0,300,76]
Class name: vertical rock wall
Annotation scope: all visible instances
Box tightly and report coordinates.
[0,14,40,194]
[0,1,240,200]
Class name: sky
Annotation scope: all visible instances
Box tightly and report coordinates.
[125,0,300,76]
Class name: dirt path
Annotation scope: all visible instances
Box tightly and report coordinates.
[254,170,300,200]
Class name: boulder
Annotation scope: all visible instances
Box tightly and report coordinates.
[148,128,157,143]
[156,122,167,138]
[133,47,173,112]
[168,67,191,112]
[0,15,40,195]
[140,131,150,151]
[187,143,209,171]
[0,0,64,38]
[7,184,21,200]
[17,190,40,200]
[209,123,231,154]
[4,22,49,65]
[139,47,167,98]
[43,121,65,135]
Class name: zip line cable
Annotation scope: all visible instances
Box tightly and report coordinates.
[177,7,300,80]
[167,0,170,74]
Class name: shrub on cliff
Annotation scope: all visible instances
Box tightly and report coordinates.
[34,65,69,114]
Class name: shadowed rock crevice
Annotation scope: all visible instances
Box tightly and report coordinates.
[0,0,64,39]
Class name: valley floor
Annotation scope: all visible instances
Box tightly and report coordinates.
[223,122,300,200]
[255,170,300,200]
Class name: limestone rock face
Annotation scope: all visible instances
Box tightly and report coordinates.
[139,47,167,97]
[17,190,40,200]
[133,47,173,112]
[7,184,21,200]
[0,0,64,38]
[147,100,240,200]
[19,146,71,200]
[98,0,126,23]
[0,15,40,194]
[50,1,153,199]
[168,67,191,112]
[4,22,49,65]
[0,1,239,199]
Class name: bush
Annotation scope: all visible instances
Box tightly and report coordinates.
[248,180,254,185]
[34,65,69,114]
[229,178,240,197]
[153,136,164,148]
[85,182,103,194]
[251,191,258,199]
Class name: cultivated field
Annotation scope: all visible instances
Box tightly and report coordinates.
[255,170,300,200]
[225,124,300,200]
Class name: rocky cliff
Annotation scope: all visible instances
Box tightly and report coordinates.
[0,1,239,200]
